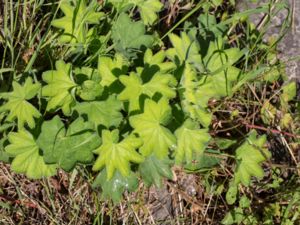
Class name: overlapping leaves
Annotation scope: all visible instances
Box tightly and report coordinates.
[108,0,163,25]
[92,129,144,179]
[37,116,101,171]
[118,68,177,112]
[5,130,57,179]
[0,7,284,206]
[130,98,176,158]
[52,0,104,44]
[42,60,77,115]
[0,77,41,129]
[112,13,154,59]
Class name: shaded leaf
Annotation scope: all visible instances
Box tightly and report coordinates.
[112,13,154,59]
[184,150,221,171]
[37,116,101,171]
[139,155,173,188]
[92,169,139,203]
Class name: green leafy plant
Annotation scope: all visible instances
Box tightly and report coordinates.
[37,116,101,171]
[111,13,155,59]
[0,77,41,129]
[52,0,104,45]
[92,129,144,179]
[233,130,270,186]
[2,2,297,215]
[5,130,57,179]
[107,0,163,25]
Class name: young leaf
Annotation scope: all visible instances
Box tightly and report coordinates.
[108,0,163,25]
[280,82,296,105]
[174,119,211,164]
[77,80,103,101]
[132,0,163,25]
[42,60,77,115]
[92,130,144,180]
[167,32,202,69]
[260,101,277,125]
[51,0,104,44]
[179,64,212,127]
[112,13,154,59]
[234,130,271,186]
[129,98,176,158]
[144,49,175,73]
[98,54,128,87]
[92,169,139,204]
[5,130,57,179]
[74,66,103,101]
[0,77,40,129]
[139,155,173,188]
[74,95,123,128]
[37,116,101,171]
[118,69,177,112]
[226,183,238,205]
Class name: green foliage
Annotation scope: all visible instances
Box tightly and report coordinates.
[5,130,57,179]
[225,183,238,205]
[174,119,211,164]
[42,60,77,115]
[108,0,163,25]
[52,0,104,44]
[92,169,139,203]
[143,49,176,73]
[75,67,103,100]
[139,155,173,188]
[167,32,202,68]
[92,129,144,179]
[130,98,176,158]
[118,67,177,112]
[112,13,154,59]
[37,116,101,171]
[131,0,163,25]
[179,64,213,127]
[74,95,123,128]
[0,77,41,129]
[98,54,128,87]
[234,130,271,186]
[222,196,257,225]
[1,1,297,212]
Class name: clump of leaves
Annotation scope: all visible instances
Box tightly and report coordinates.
[52,0,104,45]
[0,77,41,129]
[1,1,297,214]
